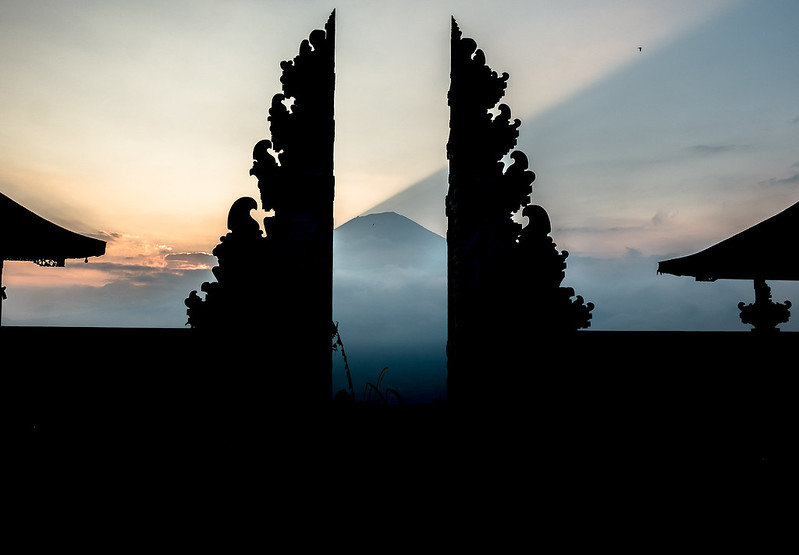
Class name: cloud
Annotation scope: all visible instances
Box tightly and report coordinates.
[2,226,217,326]
[760,165,799,188]
[687,144,747,156]
[651,209,677,226]
[165,252,216,271]
[3,265,213,328]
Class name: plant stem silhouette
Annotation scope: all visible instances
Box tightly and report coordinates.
[332,322,403,405]
[331,321,355,401]
[364,367,403,406]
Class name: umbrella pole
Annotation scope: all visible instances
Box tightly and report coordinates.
[738,278,792,332]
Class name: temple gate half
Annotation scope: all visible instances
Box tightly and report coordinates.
[446,19,594,405]
[185,12,335,405]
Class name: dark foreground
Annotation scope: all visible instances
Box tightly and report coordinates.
[5,327,795,526]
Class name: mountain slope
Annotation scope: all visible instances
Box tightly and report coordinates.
[332,211,447,403]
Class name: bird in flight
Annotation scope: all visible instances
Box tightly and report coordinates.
[638,46,642,51]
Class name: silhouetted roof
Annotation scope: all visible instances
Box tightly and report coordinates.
[0,192,106,265]
[658,200,799,281]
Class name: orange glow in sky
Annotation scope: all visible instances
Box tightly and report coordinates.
[6,0,799,331]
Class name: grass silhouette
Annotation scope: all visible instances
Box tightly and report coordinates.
[332,321,403,406]
[363,367,403,406]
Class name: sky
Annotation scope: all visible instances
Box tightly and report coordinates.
[3,0,799,337]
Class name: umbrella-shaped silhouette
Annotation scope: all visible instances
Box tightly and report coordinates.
[658,200,799,331]
[0,192,106,325]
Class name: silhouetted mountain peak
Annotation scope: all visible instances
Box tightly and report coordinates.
[334,211,445,271]
[335,211,443,244]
